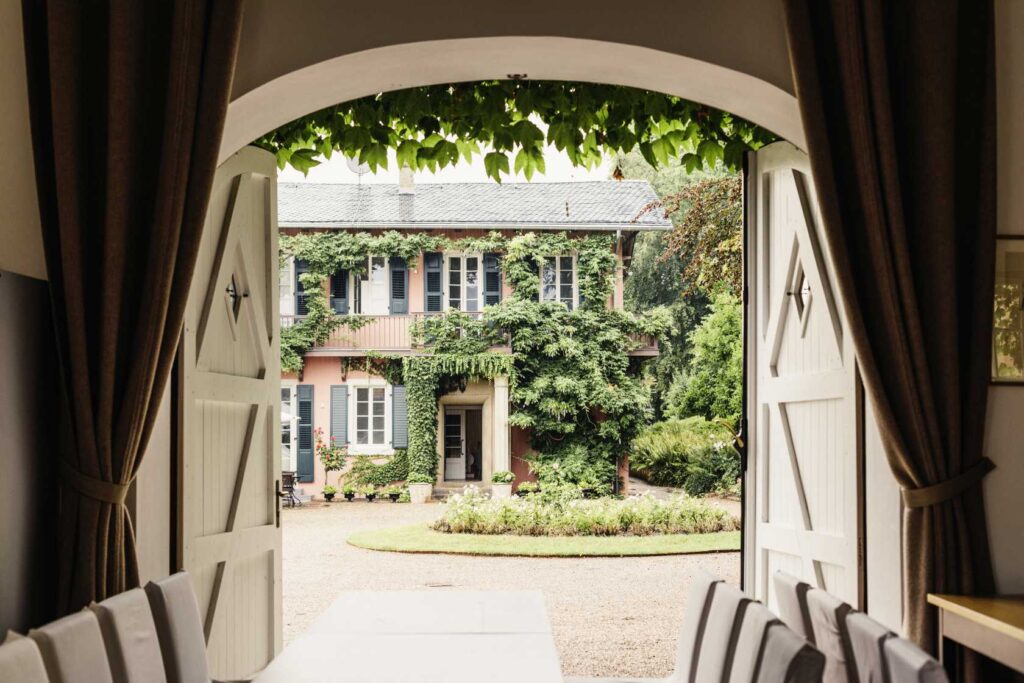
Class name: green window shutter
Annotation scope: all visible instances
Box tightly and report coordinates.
[330,269,348,314]
[389,257,408,314]
[423,252,443,313]
[295,259,310,315]
[392,385,408,448]
[296,384,314,482]
[330,385,348,445]
[483,253,502,306]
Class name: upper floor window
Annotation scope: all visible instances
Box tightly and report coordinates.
[447,254,481,313]
[541,255,577,310]
[355,386,386,445]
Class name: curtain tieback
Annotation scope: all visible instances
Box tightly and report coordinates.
[901,457,995,508]
[59,459,130,505]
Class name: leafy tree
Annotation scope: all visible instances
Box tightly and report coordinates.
[668,292,743,423]
[257,81,775,180]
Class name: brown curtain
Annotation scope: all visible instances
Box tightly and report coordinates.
[21,0,244,613]
[782,0,997,653]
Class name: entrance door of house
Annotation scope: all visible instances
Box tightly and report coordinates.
[444,409,467,480]
[178,147,282,677]
[745,142,864,608]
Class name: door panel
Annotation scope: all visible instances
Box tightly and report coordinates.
[444,410,466,480]
[745,142,863,608]
[179,146,282,678]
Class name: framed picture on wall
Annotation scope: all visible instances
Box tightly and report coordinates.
[993,236,1024,383]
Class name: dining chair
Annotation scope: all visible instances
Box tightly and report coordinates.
[753,621,826,682]
[773,572,815,642]
[91,587,168,683]
[29,609,114,683]
[844,611,894,683]
[727,602,782,683]
[883,636,948,683]
[145,572,213,683]
[0,633,49,682]
[805,587,857,682]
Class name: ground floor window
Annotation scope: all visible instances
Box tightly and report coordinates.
[355,386,387,445]
[280,385,296,471]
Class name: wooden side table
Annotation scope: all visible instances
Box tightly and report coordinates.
[927,594,1024,675]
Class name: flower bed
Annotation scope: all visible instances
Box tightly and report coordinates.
[431,487,739,537]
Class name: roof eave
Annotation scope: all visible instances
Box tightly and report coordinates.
[277,221,672,232]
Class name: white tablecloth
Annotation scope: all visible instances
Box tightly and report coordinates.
[254,590,563,682]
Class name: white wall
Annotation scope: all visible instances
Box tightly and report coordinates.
[985,0,1024,592]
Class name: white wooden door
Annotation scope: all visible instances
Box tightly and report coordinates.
[444,409,467,480]
[745,142,863,608]
[179,146,282,678]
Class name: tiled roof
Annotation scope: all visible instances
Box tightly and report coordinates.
[277,180,670,230]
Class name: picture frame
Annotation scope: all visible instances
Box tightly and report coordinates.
[992,236,1024,383]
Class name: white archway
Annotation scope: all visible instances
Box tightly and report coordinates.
[220,36,804,164]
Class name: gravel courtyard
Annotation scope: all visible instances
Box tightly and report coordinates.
[282,501,739,679]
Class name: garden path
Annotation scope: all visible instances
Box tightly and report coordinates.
[282,501,739,678]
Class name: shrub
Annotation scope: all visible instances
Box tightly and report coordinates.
[346,450,409,487]
[491,470,515,484]
[527,443,616,497]
[631,417,738,494]
[432,487,739,537]
[407,472,434,485]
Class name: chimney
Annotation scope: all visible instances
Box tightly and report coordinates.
[398,165,415,194]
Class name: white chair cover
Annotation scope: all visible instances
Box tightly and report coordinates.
[754,622,825,683]
[727,602,781,683]
[805,587,857,682]
[145,572,212,683]
[668,569,721,683]
[91,587,168,683]
[773,571,814,642]
[29,609,114,683]
[691,582,752,682]
[845,612,893,683]
[883,637,948,683]
[0,633,49,683]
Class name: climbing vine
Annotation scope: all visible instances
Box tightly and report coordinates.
[257,81,776,180]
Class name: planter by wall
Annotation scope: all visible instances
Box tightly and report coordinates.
[408,483,432,504]
[491,483,512,500]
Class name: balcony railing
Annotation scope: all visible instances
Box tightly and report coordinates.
[281,314,658,356]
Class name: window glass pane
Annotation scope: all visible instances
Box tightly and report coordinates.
[357,401,368,417]
[371,256,386,284]
[560,256,573,272]
[357,432,368,445]
[373,416,384,430]
[357,388,368,401]
[372,388,384,402]
[373,401,384,417]
[373,430,385,444]
[542,257,557,301]
[560,284,573,302]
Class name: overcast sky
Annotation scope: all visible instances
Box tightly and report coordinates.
[279,143,613,184]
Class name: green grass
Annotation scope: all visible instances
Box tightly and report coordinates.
[347,524,741,557]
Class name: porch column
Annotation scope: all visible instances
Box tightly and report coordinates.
[493,376,511,472]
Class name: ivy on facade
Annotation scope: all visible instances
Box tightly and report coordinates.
[281,230,672,484]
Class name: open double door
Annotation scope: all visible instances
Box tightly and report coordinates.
[173,142,867,678]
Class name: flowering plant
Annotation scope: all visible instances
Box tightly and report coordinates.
[314,427,348,489]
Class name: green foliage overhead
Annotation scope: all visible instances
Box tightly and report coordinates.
[257,81,776,181]
[667,292,743,423]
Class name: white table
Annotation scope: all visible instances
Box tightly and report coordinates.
[255,590,564,682]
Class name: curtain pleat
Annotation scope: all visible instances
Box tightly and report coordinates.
[21,0,244,613]
[781,0,997,663]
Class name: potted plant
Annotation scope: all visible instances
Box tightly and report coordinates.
[490,470,514,499]
[342,483,356,501]
[516,481,539,497]
[322,484,337,502]
[407,472,434,504]
[360,484,377,502]
[384,485,402,502]
[315,428,348,495]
